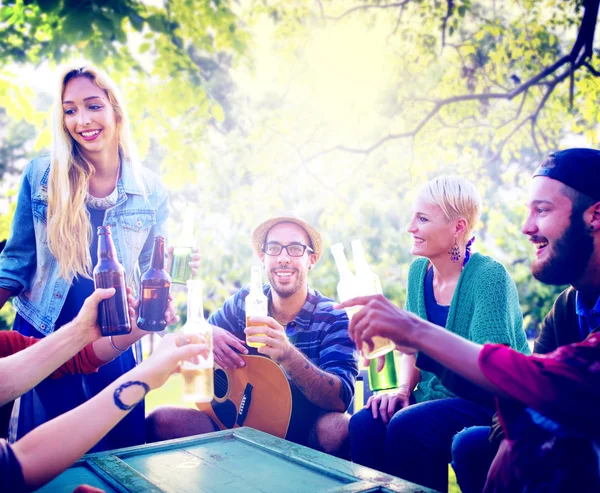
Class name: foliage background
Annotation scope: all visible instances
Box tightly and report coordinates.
[1,0,599,337]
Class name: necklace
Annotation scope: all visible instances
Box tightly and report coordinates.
[271,312,288,327]
[269,302,289,327]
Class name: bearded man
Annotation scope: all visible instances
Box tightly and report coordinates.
[146,216,358,456]
[450,148,600,493]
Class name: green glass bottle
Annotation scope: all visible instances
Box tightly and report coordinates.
[170,204,195,284]
[368,350,398,391]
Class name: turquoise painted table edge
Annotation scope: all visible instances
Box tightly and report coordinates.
[38,427,437,493]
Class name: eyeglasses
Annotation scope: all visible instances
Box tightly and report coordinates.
[262,242,314,257]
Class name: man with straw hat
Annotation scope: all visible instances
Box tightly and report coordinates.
[147,215,358,456]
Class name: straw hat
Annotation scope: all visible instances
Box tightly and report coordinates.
[251,215,323,263]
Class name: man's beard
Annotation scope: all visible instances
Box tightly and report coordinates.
[267,269,305,298]
[531,213,594,285]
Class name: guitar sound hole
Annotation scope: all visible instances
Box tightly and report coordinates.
[214,369,228,399]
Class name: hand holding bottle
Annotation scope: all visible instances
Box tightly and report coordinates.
[168,204,199,284]
[139,332,210,391]
[167,246,201,281]
[180,280,214,403]
[244,316,294,364]
[73,288,130,344]
[335,294,423,354]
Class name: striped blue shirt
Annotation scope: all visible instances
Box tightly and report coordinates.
[208,284,359,410]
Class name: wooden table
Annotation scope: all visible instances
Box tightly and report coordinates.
[36,427,435,492]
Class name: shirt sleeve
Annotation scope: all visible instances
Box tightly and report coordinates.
[0,439,26,493]
[0,332,102,377]
[207,288,246,338]
[0,331,35,358]
[49,344,103,378]
[317,312,359,411]
[0,164,37,294]
[479,337,600,431]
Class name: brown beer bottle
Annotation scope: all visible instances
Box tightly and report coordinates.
[93,226,132,336]
[137,235,171,331]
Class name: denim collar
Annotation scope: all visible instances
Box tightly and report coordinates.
[118,159,150,197]
[39,157,150,197]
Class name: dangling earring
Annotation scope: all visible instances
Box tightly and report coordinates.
[448,237,461,263]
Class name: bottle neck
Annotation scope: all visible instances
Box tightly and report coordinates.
[331,249,353,279]
[351,241,370,276]
[250,267,262,293]
[186,281,205,321]
[97,232,117,260]
[151,237,165,270]
[178,207,196,246]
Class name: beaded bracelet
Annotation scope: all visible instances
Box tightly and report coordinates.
[109,335,125,354]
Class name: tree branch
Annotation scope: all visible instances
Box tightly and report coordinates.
[304,0,599,162]
[583,61,600,76]
[441,0,455,49]
[488,74,563,163]
[326,1,412,22]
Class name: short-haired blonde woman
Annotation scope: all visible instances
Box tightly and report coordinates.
[348,176,529,493]
[0,65,170,450]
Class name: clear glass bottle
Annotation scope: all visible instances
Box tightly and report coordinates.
[170,204,195,284]
[351,239,395,359]
[330,243,361,320]
[245,266,268,348]
[181,280,214,403]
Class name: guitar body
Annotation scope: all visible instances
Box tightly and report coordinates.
[196,355,294,439]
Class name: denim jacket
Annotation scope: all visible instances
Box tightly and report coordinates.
[0,155,169,336]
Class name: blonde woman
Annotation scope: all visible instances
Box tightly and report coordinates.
[0,65,176,450]
[348,176,529,493]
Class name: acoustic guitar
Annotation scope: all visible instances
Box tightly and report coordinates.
[196,354,319,441]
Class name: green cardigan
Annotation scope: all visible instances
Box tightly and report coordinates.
[406,252,530,403]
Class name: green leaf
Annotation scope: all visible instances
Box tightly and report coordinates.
[0,6,14,22]
[211,103,225,123]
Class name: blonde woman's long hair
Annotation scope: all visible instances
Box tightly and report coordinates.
[48,65,146,280]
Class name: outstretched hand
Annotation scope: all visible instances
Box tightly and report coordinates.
[139,332,209,390]
[336,294,422,355]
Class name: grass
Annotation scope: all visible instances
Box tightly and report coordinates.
[145,373,196,413]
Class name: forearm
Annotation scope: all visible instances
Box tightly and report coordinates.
[414,321,510,398]
[0,323,90,406]
[397,354,419,393]
[91,328,145,363]
[13,365,151,489]
[280,346,346,412]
